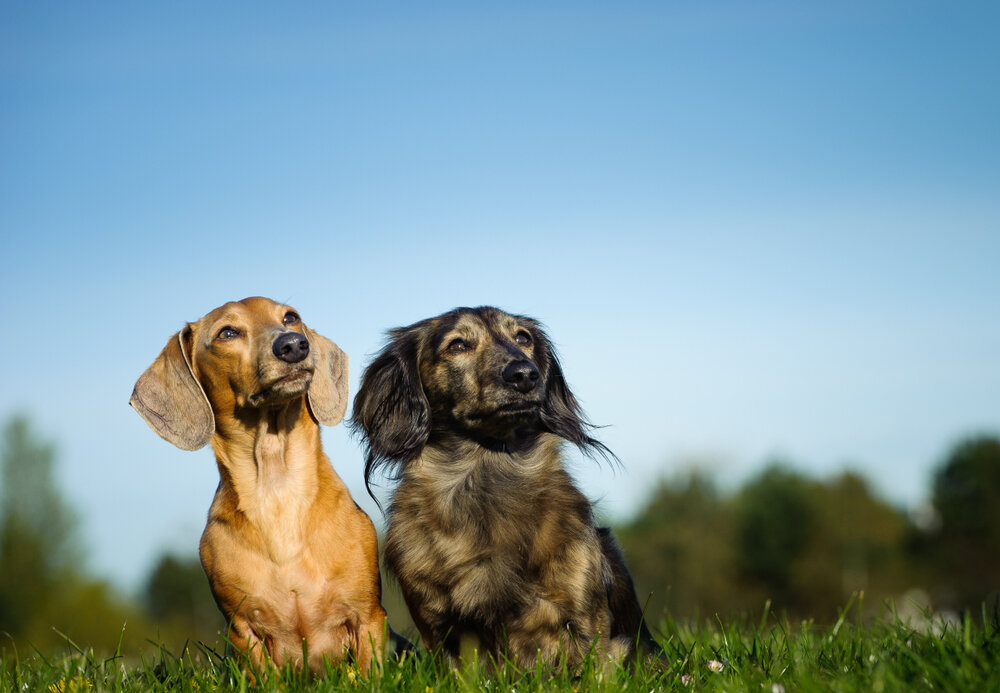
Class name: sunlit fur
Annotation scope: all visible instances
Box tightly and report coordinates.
[131,297,396,673]
[352,306,657,668]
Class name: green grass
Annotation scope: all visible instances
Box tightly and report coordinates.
[3,599,999,692]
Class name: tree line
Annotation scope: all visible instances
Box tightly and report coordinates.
[1,414,997,657]
[0,416,218,657]
[616,438,1000,625]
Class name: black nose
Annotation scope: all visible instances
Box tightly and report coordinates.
[272,332,310,363]
[502,360,540,393]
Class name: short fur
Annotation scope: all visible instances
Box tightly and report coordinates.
[131,297,392,672]
[351,306,656,668]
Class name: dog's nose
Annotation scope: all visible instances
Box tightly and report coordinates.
[272,332,310,363]
[502,360,540,393]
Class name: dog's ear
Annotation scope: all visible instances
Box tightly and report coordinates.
[350,328,429,496]
[303,327,349,426]
[130,327,215,450]
[534,326,615,461]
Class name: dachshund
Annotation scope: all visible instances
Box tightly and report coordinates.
[351,306,657,669]
[131,297,397,673]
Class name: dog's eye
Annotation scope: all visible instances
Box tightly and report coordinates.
[283,311,300,326]
[514,331,532,346]
[216,326,240,341]
[447,338,470,353]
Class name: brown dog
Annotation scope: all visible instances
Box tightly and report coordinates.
[351,306,657,669]
[131,297,389,672]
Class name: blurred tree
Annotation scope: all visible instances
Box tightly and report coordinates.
[795,472,910,619]
[143,552,220,643]
[733,464,814,610]
[0,415,81,639]
[617,472,738,623]
[620,462,913,624]
[0,414,148,655]
[927,435,1000,613]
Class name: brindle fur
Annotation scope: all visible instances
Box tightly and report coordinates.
[352,306,657,668]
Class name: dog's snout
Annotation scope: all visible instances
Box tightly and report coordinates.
[272,332,310,363]
[502,360,540,393]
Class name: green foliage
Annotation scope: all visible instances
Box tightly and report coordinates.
[0,416,80,636]
[616,473,740,621]
[2,603,999,692]
[925,436,1000,613]
[619,463,917,625]
[0,415,149,656]
[734,465,814,604]
[142,553,224,649]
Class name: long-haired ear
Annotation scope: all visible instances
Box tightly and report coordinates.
[349,328,429,502]
[535,327,617,465]
[303,326,349,426]
[130,327,214,450]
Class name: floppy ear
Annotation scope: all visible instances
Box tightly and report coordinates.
[535,328,615,461]
[350,329,429,494]
[303,326,349,426]
[130,327,214,450]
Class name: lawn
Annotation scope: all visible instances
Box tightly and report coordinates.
[3,598,998,692]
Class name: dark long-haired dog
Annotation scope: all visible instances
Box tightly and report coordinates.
[351,306,657,669]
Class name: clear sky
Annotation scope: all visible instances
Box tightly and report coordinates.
[1,1,998,590]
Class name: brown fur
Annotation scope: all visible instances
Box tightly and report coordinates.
[352,306,657,669]
[131,297,389,672]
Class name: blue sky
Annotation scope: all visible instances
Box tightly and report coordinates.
[1,1,998,590]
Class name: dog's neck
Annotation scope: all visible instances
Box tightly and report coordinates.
[210,396,323,513]
[416,430,565,481]
[428,424,540,456]
[404,432,570,532]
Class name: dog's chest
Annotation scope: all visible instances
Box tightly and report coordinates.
[433,462,540,537]
[251,495,309,564]
[244,565,353,657]
[390,463,574,607]
[242,435,317,563]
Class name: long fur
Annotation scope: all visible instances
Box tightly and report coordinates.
[355,311,614,500]
[351,306,656,668]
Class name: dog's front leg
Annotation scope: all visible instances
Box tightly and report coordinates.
[350,611,387,674]
[507,596,613,670]
[227,615,272,673]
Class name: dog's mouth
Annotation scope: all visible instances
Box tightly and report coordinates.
[248,368,314,405]
[462,399,540,425]
[270,369,311,387]
[457,399,541,443]
[494,401,541,415]
[477,400,542,430]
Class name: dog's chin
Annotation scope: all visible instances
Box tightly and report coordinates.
[248,369,314,407]
[494,402,541,419]
[461,402,541,440]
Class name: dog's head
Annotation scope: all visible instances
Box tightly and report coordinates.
[351,306,610,496]
[131,297,348,450]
